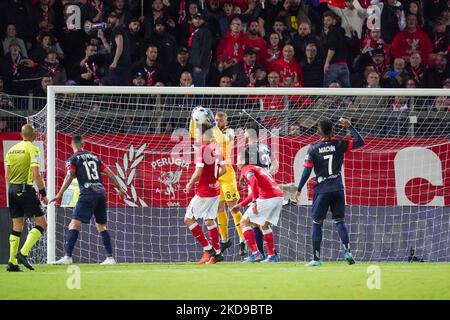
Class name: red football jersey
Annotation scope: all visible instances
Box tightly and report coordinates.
[195,143,223,197]
[240,164,284,206]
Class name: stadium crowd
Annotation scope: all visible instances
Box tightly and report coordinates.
[0,0,449,132]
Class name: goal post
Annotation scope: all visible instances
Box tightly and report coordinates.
[42,86,449,264]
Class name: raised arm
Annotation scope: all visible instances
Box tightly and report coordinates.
[339,118,365,149]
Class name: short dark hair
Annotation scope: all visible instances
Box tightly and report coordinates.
[245,122,259,139]
[323,11,337,19]
[318,119,333,136]
[72,135,83,145]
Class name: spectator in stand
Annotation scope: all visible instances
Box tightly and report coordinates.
[301,43,324,87]
[267,71,281,87]
[107,0,133,27]
[360,28,389,63]
[98,11,131,86]
[168,47,193,86]
[433,95,449,112]
[31,31,64,64]
[3,0,32,49]
[351,64,376,88]
[3,40,38,95]
[330,0,367,40]
[370,48,388,76]
[143,0,169,40]
[71,44,102,85]
[382,57,408,88]
[39,46,67,85]
[270,44,304,86]
[405,0,424,28]
[131,45,166,86]
[128,18,145,63]
[422,53,448,88]
[405,51,425,84]
[260,0,284,37]
[80,0,105,24]
[131,71,145,86]
[390,95,409,112]
[272,18,292,45]
[292,22,324,63]
[245,20,267,65]
[323,11,350,88]
[279,0,311,34]
[391,14,433,66]
[204,1,236,38]
[32,75,53,99]
[365,71,382,88]
[377,0,406,44]
[149,18,178,69]
[216,17,248,66]
[29,0,56,35]
[179,71,193,87]
[189,12,212,87]
[405,77,418,88]
[431,18,449,54]
[2,24,28,58]
[219,75,232,87]
[175,1,199,47]
[265,32,282,68]
[232,47,261,87]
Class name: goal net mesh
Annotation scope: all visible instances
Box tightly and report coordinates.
[29,89,450,263]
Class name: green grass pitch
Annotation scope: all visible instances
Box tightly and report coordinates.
[1,262,449,300]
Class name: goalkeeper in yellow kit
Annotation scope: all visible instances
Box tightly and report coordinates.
[189,111,247,256]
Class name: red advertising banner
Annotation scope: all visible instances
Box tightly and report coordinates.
[1,133,449,207]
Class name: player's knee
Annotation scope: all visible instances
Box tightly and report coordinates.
[36,218,47,230]
[261,222,271,230]
[204,219,215,227]
[13,221,24,232]
[69,219,81,230]
[184,217,194,226]
[240,217,250,227]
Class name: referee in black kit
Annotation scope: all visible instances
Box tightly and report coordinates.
[5,124,48,272]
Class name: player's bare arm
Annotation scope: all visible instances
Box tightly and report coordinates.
[103,167,127,198]
[186,167,203,193]
[5,165,10,191]
[49,169,76,203]
[32,166,48,205]
[218,162,227,178]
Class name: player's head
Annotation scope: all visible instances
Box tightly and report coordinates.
[317,119,333,138]
[21,124,36,142]
[201,123,214,143]
[244,122,259,143]
[215,111,228,129]
[71,135,84,151]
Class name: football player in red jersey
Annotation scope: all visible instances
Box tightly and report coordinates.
[231,150,284,263]
[185,124,227,264]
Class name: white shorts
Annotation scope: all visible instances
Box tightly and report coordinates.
[243,197,284,227]
[185,195,220,220]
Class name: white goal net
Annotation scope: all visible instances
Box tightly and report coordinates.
[28,87,449,263]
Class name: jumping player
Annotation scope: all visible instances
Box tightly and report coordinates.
[50,135,127,265]
[231,150,284,263]
[185,124,227,264]
[295,118,365,266]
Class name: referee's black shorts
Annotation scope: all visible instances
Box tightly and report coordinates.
[8,184,45,219]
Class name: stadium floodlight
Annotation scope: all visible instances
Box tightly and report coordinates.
[29,86,449,264]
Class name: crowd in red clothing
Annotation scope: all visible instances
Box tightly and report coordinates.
[0,0,449,132]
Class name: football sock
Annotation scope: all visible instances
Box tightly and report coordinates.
[100,230,113,257]
[312,222,323,261]
[242,226,258,253]
[336,220,350,252]
[9,230,21,265]
[253,226,265,254]
[262,228,275,256]
[207,223,221,253]
[20,226,44,256]
[65,229,79,257]
[189,222,210,250]
[217,211,228,242]
[231,210,244,239]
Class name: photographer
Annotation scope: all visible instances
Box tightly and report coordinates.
[98,11,131,86]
